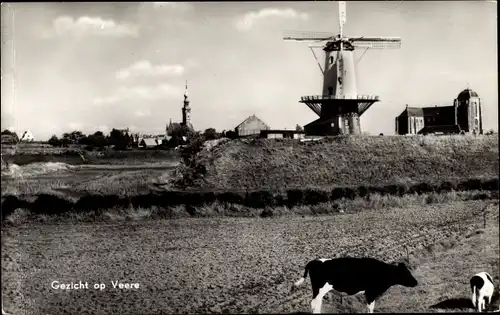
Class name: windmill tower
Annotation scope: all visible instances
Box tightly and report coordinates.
[284,1,401,136]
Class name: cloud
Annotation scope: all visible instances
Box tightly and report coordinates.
[46,16,138,38]
[236,7,309,31]
[93,84,183,106]
[116,60,185,80]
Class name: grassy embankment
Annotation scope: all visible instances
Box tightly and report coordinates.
[1,134,498,222]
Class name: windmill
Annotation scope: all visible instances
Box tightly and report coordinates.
[283,1,401,135]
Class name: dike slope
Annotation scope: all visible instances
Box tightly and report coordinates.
[174,134,499,191]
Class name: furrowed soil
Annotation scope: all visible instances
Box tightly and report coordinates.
[2,200,498,314]
[174,134,498,190]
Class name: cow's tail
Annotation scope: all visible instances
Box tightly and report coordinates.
[291,261,312,292]
[470,276,482,308]
[471,285,478,308]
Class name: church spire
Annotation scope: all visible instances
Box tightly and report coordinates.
[182,79,192,128]
[184,80,189,104]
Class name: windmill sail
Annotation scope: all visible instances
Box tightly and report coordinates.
[283,30,336,41]
[338,1,346,34]
[351,37,401,49]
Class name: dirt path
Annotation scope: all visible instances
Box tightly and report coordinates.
[1,200,496,314]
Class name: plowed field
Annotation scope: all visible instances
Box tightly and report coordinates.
[2,200,498,314]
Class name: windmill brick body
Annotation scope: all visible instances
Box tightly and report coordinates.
[284,1,401,136]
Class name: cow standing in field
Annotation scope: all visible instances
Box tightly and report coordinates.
[470,272,495,312]
[291,257,418,313]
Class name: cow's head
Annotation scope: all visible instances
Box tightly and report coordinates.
[397,262,418,287]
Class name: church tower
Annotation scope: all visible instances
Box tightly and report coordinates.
[181,80,193,130]
[454,87,482,134]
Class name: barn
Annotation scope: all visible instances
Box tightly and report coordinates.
[234,114,270,138]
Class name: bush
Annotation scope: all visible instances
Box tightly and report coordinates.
[409,182,436,195]
[74,195,126,212]
[287,189,305,206]
[438,181,457,193]
[245,190,274,208]
[331,187,356,200]
[304,188,330,205]
[48,135,62,147]
[1,196,30,219]
[482,178,499,191]
[384,184,408,196]
[357,185,372,198]
[457,179,483,191]
[215,191,246,204]
[32,194,74,215]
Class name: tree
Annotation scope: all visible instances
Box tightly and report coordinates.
[1,129,19,143]
[168,125,189,147]
[203,128,218,141]
[109,128,129,150]
[296,124,304,132]
[48,135,62,147]
[83,131,108,148]
[61,131,85,145]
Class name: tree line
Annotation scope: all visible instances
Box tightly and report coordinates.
[42,125,231,150]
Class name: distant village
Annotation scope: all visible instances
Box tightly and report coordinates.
[1,86,493,150]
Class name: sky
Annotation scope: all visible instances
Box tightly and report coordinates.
[1,1,497,140]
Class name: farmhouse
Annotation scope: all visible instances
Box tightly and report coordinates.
[234,114,270,138]
[19,130,35,142]
[396,89,483,135]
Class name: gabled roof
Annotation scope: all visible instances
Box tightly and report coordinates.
[20,130,35,140]
[140,138,158,146]
[406,107,424,117]
[235,114,270,129]
[397,107,423,117]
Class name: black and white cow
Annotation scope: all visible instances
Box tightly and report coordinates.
[470,272,495,312]
[291,257,418,313]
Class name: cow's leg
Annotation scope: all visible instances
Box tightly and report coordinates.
[367,301,375,314]
[310,282,333,314]
[488,294,492,304]
[478,293,485,312]
[482,295,487,312]
[365,289,383,314]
